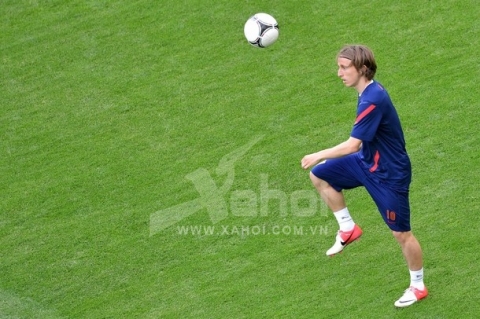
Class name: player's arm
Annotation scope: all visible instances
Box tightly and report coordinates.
[301,136,362,169]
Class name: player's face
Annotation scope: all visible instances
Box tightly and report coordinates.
[337,58,362,88]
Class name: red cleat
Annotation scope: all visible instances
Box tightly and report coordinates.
[326,224,363,256]
[394,286,428,307]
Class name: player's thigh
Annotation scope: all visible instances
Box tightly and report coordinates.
[366,180,411,231]
[310,154,364,191]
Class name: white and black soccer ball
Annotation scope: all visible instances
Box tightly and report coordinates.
[244,13,279,48]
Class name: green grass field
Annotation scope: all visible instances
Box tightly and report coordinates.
[1,0,479,318]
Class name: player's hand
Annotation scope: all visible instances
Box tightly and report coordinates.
[301,152,323,170]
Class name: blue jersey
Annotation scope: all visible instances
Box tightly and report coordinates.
[350,81,411,190]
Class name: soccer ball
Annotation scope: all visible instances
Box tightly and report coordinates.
[244,13,279,48]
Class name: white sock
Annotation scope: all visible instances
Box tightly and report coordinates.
[333,207,354,232]
[409,268,425,290]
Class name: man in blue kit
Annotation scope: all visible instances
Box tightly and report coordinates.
[301,45,428,307]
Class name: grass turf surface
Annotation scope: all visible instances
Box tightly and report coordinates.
[1,0,479,318]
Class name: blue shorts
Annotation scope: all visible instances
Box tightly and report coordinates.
[311,153,411,232]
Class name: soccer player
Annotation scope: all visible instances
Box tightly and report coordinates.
[301,45,428,307]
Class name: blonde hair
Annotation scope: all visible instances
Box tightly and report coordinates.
[338,45,377,80]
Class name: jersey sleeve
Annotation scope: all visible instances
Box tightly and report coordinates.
[350,101,382,142]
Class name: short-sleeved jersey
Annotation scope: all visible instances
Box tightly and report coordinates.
[350,81,411,190]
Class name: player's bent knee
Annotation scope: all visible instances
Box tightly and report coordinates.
[309,171,327,187]
[309,171,319,183]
